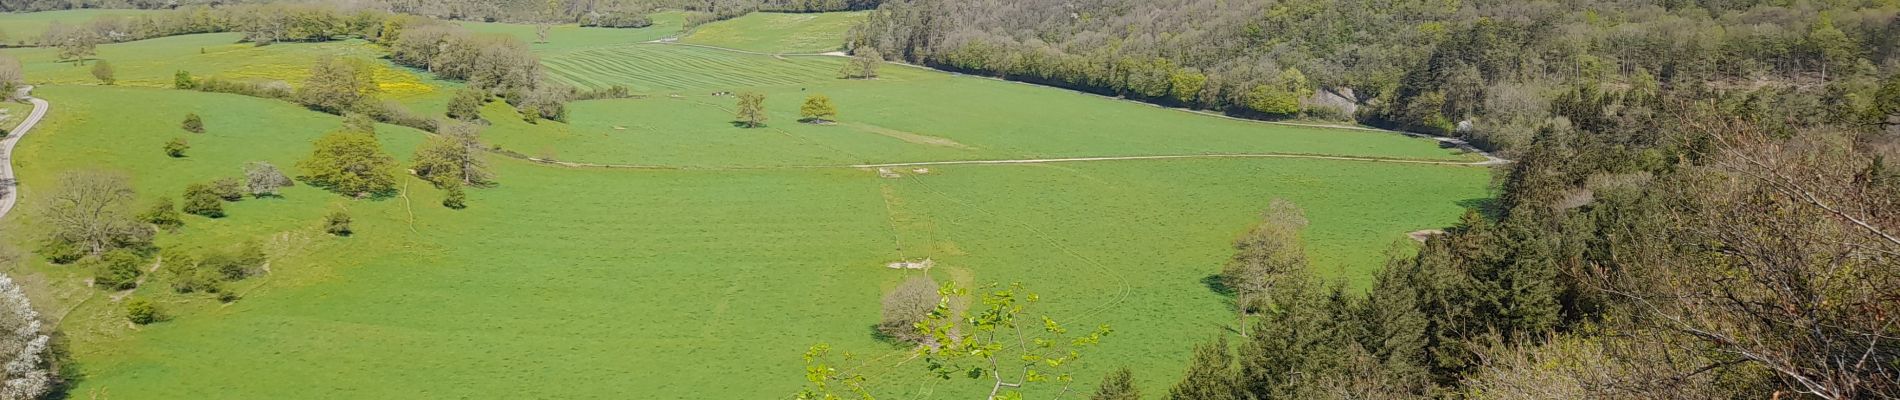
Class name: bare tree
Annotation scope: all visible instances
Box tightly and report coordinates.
[1591,119,1900,399]
[37,171,151,256]
[876,274,937,344]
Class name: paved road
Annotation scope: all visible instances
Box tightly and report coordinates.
[0,86,48,222]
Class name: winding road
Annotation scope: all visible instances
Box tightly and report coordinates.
[0,86,48,222]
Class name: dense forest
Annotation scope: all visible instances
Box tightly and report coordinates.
[837,0,1900,398]
[847,0,1900,154]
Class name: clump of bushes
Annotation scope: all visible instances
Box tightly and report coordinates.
[182,183,225,218]
[139,197,184,230]
[210,177,245,201]
[90,249,145,291]
[124,297,159,325]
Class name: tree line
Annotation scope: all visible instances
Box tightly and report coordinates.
[846,0,1900,155]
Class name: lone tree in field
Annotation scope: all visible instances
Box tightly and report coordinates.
[298,130,398,196]
[413,122,491,186]
[799,94,837,124]
[38,171,152,258]
[182,183,226,218]
[842,47,882,79]
[182,113,204,133]
[447,88,485,121]
[735,92,768,128]
[1218,198,1308,337]
[876,275,938,343]
[164,137,190,158]
[244,162,293,197]
[90,60,114,85]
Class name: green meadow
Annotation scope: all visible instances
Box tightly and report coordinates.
[680,11,868,53]
[0,10,1493,399]
[0,9,157,42]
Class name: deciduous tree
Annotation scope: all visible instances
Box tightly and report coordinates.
[244,161,293,197]
[875,274,935,343]
[799,94,837,123]
[37,171,151,257]
[297,130,398,196]
[295,57,381,114]
[735,91,767,128]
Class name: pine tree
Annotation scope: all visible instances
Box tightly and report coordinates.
[1091,367,1141,400]
[1169,337,1240,400]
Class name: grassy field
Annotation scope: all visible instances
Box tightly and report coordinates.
[0,10,1495,399]
[0,9,158,44]
[0,101,28,132]
[0,33,439,99]
[680,11,868,53]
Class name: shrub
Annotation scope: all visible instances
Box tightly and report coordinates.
[520,106,540,124]
[38,240,84,265]
[138,197,184,230]
[181,113,204,133]
[447,88,484,121]
[244,161,293,197]
[91,249,144,290]
[160,251,220,294]
[210,177,245,201]
[182,183,225,218]
[164,137,189,158]
[442,182,467,209]
[90,60,114,85]
[199,251,254,281]
[124,297,158,324]
[324,211,352,236]
[174,70,196,89]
